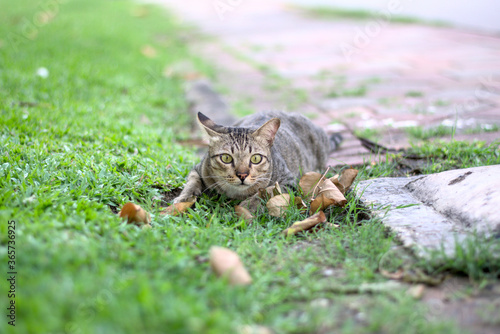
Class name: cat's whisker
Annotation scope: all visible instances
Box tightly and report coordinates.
[203,181,223,191]
[253,176,271,183]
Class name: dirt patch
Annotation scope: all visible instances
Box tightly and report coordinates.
[159,187,182,206]
[422,277,500,334]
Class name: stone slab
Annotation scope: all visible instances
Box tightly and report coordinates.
[355,165,500,258]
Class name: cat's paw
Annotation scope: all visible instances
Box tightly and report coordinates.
[173,189,201,204]
[239,195,263,213]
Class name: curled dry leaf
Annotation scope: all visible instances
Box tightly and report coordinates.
[329,174,345,194]
[294,197,307,211]
[266,194,306,218]
[209,246,252,286]
[119,202,151,226]
[282,211,326,236]
[258,182,282,200]
[339,168,358,192]
[298,172,324,200]
[161,200,195,216]
[235,205,254,221]
[309,179,347,215]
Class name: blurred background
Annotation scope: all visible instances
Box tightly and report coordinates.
[289,0,500,32]
[155,0,500,165]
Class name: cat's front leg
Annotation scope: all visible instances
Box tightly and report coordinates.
[173,169,203,203]
[239,194,264,213]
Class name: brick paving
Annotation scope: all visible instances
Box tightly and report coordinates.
[157,0,500,166]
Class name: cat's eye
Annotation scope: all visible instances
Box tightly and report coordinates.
[220,154,233,164]
[250,154,263,164]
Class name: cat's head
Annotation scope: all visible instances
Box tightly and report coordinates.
[198,112,280,200]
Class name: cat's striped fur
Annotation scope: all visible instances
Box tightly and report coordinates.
[174,111,341,210]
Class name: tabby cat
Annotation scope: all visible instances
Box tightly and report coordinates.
[173,111,341,210]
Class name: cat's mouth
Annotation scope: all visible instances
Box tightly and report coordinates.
[234,182,250,187]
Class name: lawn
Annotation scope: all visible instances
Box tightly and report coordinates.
[0,0,497,333]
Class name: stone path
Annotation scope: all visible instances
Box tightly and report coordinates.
[355,165,500,257]
[156,0,500,166]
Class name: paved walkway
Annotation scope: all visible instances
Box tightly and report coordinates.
[157,0,500,166]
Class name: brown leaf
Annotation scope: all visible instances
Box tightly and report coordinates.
[329,174,345,194]
[235,205,254,221]
[266,194,291,217]
[310,179,347,215]
[407,284,425,300]
[294,197,307,211]
[162,62,201,80]
[298,172,324,199]
[266,194,306,217]
[239,325,274,334]
[282,211,326,236]
[258,182,282,200]
[308,222,338,233]
[339,168,359,192]
[119,202,151,226]
[161,201,195,216]
[209,246,252,286]
[380,268,405,280]
[140,45,157,58]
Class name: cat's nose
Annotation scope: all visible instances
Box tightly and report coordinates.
[236,172,248,182]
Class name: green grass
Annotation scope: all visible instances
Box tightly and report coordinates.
[296,5,449,26]
[406,124,500,140]
[326,85,367,98]
[353,128,383,142]
[406,125,456,140]
[405,91,424,98]
[420,233,500,280]
[357,140,500,178]
[409,140,500,173]
[0,1,489,333]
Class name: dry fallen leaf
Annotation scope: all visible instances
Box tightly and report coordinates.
[282,211,327,236]
[329,174,345,194]
[161,200,195,216]
[380,268,405,280]
[209,246,252,286]
[119,202,151,226]
[141,45,157,58]
[235,205,254,221]
[308,222,338,233]
[298,171,324,199]
[258,182,282,200]
[294,197,307,211]
[407,284,425,299]
[309,179,347,215]
[239,325,274,334]
[162,61,201,80]
[266,194,306,217]
[339,168,359,192]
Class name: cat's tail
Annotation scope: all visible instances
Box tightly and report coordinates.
[329,133,343,153]
[185,79,236,131]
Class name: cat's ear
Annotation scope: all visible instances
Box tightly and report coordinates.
[197,112,222,138]
[252,118,280,145]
